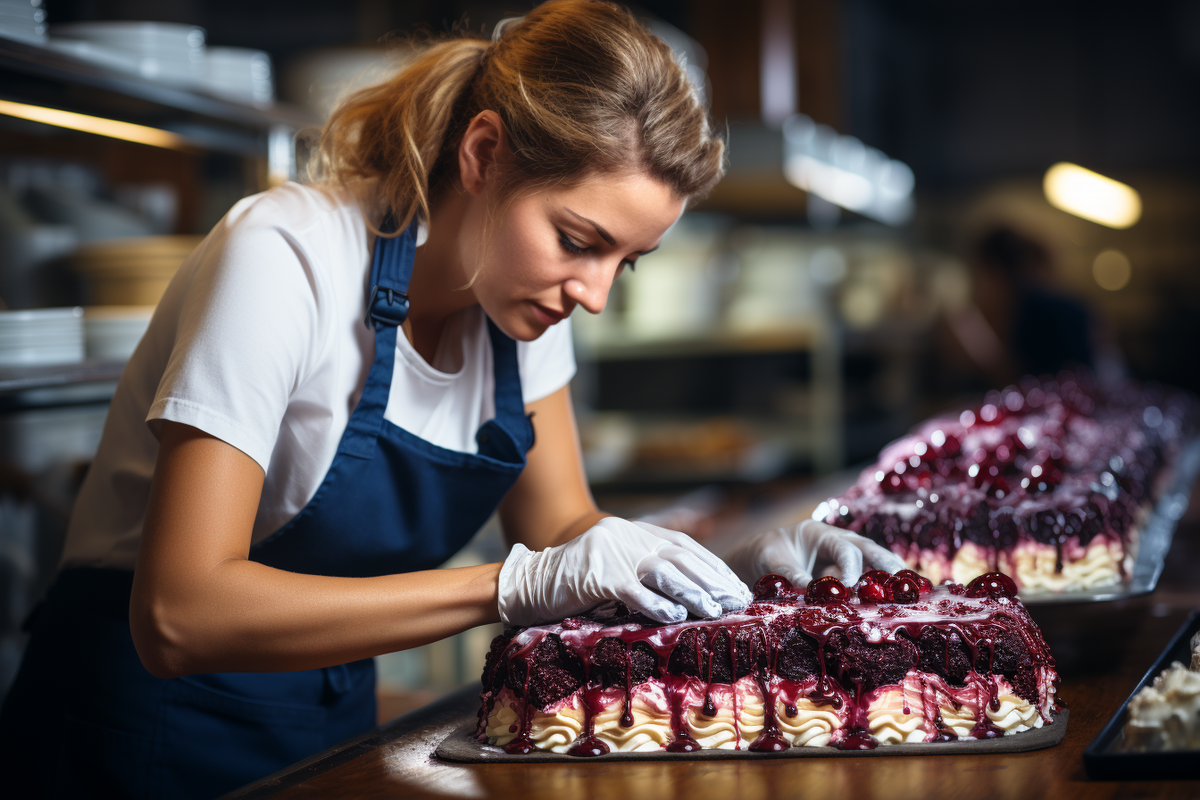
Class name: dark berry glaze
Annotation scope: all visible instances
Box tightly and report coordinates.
[478,577,1060,754]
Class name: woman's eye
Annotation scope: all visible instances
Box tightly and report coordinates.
[558,228,636,274]
[557,230,587,255]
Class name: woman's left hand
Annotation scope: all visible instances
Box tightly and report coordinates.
[725,519,907,589]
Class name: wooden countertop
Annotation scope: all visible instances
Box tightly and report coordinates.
[228,518,1200,800]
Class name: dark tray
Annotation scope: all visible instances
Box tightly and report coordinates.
[1083,610,1200,780]
[435,710,1068,762]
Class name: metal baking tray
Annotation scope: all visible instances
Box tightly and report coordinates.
[1019,437,1200,606]
[1082,610,1200,780]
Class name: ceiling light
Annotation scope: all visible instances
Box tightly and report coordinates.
[1043,162,1141,229]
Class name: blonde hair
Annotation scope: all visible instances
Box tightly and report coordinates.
[309,0,725,233]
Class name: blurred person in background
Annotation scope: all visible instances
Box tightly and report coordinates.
[0,2,897,798]
[941,226,1125,391]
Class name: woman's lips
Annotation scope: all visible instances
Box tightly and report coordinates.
[530,301,566,325]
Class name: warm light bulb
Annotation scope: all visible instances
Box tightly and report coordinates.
[1043,162,1141,229]
[1092,249,1132,291]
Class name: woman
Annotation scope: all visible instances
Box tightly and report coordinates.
[0,2,899,797]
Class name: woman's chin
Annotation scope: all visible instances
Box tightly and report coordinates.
[490,311,547,342]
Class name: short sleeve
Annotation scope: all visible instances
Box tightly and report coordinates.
[517,317,577,403]
[146,203,323,471]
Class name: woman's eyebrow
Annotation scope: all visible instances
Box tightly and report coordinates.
[563,208,616,246]
[563,208,659,255]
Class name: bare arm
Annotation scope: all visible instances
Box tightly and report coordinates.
[498,384,606,550]
[129,421,502,679]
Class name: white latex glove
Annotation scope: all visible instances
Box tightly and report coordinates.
[725,519,907,589]
[499,517,753,627]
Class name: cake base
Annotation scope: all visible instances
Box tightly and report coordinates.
[435,709,1068,763]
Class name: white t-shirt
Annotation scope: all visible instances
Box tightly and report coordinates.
[61,182,576,570]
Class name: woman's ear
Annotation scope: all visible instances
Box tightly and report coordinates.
[459,110,508,195]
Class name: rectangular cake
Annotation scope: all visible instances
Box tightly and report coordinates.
[815,374,1196,593]
[477,571,1060,755]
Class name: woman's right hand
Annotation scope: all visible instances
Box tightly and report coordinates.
[725,519,907,589]
[497,517,752,627]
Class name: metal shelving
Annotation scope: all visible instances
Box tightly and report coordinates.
[0,35,315,160]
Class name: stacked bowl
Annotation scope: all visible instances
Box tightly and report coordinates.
[0,308,85,367]
[72,235,200,306]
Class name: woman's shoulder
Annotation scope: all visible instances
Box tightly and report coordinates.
[178,181,380,323]
[222,180,379,240]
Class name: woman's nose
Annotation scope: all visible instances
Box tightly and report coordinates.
[563,271,613,315]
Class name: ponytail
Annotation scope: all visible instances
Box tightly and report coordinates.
[310,0,725,234]
[309,37,488,234]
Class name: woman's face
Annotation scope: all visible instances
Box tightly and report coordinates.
[469,170,685,342]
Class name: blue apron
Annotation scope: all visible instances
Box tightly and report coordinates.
[0,216,534,799]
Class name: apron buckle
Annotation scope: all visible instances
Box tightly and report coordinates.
[365,284,409,329]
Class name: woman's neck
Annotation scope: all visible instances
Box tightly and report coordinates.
[403,189,480,363]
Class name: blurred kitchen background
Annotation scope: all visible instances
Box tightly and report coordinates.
[1,0,1198,719]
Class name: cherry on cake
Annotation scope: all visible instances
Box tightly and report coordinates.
[477,570,1060,755]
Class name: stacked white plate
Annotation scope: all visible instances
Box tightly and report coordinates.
[0,0,46,44]
[0,307,85,367]
[52,21,206,87]
[83,305,153,361]
[205,46,273,105]
[45,37,143,74]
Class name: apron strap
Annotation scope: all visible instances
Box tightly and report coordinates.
[364,213,419,330]
[478,318,536,458]
[341,211,534,461]
[339,213,417,459]
[486,318,525,421]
